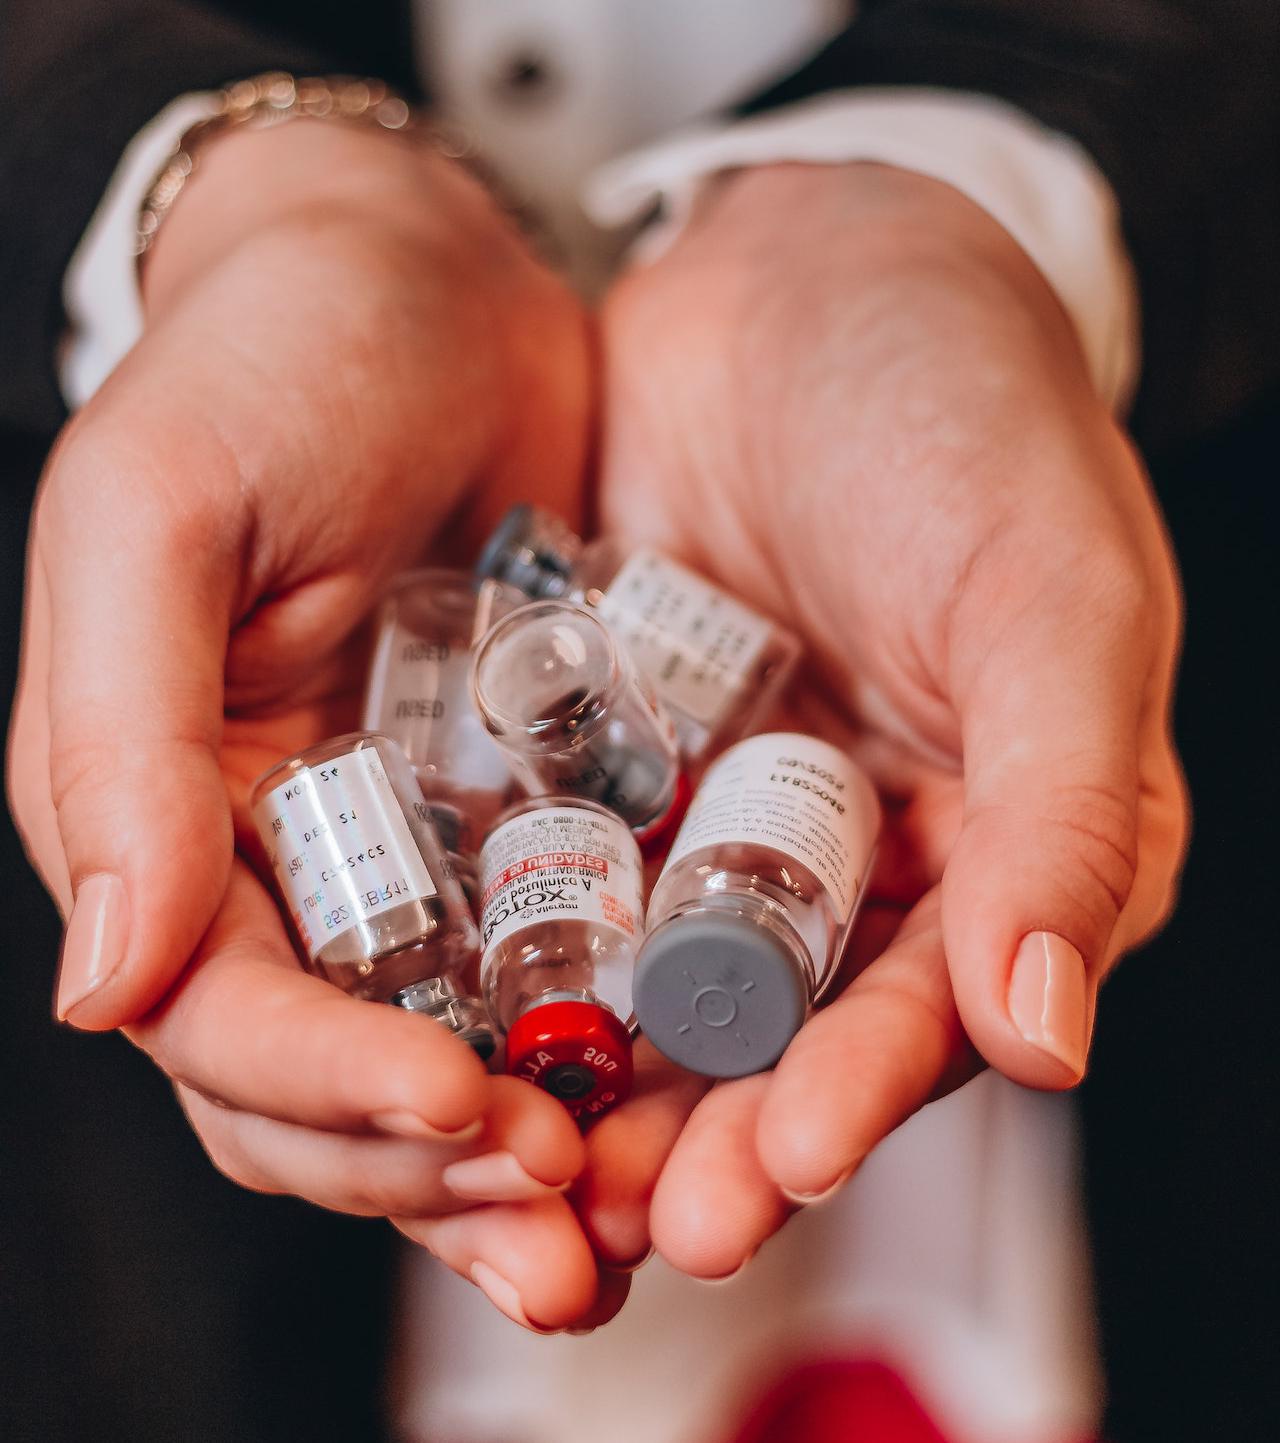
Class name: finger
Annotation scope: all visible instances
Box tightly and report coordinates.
[756,893,974,1201]
[395,1198,599,1333]
[571,1040,708,1266]
[7,552,69,903]
[439,1077,586,1201]
[179,1079,581,1217]
[942,528,1155,1087]
[649,1075,789,1281]
[130,864,489,1137]
[34,419,242,1029]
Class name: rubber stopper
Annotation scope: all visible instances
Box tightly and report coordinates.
[505,1000,634,1122]
[634,910,810,1078]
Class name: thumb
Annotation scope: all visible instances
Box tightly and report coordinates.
[36,430,238,1030]
[940,549,1150,1088]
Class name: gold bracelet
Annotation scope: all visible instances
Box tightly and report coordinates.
[134,71,472,260]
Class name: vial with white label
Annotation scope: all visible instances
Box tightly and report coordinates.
[361,569,520,898]
[250,732,496,1059]
[635,732,880,1078]
[475,504,801,760]
[478,797,643,1120]
[470,598,688,856]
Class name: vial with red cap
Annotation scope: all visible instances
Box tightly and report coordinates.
[477,796,642,1120]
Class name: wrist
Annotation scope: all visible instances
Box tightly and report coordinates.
[141,119,495,317]
[717,161,1090,382]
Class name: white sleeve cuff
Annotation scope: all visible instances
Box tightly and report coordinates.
[60,92,221,409]
[584,89,1139,413]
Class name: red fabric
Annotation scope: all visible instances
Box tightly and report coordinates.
[723,1357,1101,1443]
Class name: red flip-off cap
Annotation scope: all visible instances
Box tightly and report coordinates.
[505,1001,634,1122]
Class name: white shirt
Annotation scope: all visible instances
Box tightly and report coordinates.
[62,5,1127,1440]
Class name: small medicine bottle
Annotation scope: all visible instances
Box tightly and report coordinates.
[250,732,496,1058]
[470,598,688,856]
[635,732,880,1078]
[478,797,643,1120]
[475,504,801,760]
[362,569,520,897]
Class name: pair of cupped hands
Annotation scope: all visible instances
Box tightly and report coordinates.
[9,119,1188,1333]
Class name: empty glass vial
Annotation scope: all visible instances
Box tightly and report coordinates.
[362,569,520,898]
[476,504,802,760]
[478,797,643,1120]
[470,598,687,855]
[635,732,880,1078]
[251,732,496,1058]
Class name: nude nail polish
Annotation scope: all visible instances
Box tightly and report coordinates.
[369,1110,483,1143]
[780,1168,853,1207]
[1007,931,1090,1077]
[442,1150,568,1201]
[55,873,128,1020]
[469,1261,561,1334]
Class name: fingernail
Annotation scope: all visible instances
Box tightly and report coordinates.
[696,1254,754,1286]
[610,1245,654,1274]
[567,1325,597,1336]
[780,1168,852,1207]
[1007,931,1090,1078]
[370,1110,483,1143]
[469,1261,561,1334]
[443,1150,570,1202]
[55,874,128,1020]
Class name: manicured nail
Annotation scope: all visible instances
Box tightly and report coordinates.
[780,1168,852,1207]
[1007,931,1090,1078]
[55,874,128,1020]
[370,1110,483,1143]
[695,1254,754,1286]
[610,1245,654,1274]
[469,1261,560,1333]
[443,1150,570,1202]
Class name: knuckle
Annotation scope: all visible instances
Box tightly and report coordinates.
[1042,779,1140,924]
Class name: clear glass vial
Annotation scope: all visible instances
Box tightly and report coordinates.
[470,598,687,856]
[476,503,802,761]
[250,731,496,1058]
[635,732,880,1078]
[362,569,521,897]
[478,796,643,1120]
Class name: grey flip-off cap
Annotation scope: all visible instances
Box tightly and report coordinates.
[634,911,808,1078]
[473,504,571,598]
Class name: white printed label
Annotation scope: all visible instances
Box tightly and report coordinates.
[660,733,880,921]
[596,549,772,728]
[479,806,643,957]
[254,746,437,958]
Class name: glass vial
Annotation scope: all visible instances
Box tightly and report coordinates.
[470,598,688,856]
[361,569,521,899]
[478,797,643,1120]
[250,731,496,1059]
[635,732,880,1078]
[476,503,802,761]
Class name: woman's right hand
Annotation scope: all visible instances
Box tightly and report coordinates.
[7,117,615,1332]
